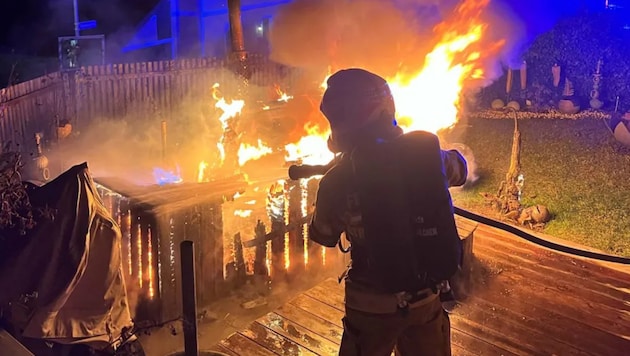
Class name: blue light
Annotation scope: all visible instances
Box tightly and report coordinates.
[200,0,292,17]
[124,0,293,59]
[122,38,173,53]
[78,20,97,31]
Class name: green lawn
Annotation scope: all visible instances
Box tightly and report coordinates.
[445,115,630,257]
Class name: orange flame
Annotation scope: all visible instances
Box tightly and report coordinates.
[212,83,245,127]
[320,66,333,90]
[197,160,208,182]
[391,0,501,134]
[211,83,245,170]
[275,85,294,102]
[237,139,273,166]
[234,209,253,218]
[285,124,334,166]
[296,0,500,158]
[147,225,154,299]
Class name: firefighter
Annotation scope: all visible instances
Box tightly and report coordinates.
[309,68,467,356]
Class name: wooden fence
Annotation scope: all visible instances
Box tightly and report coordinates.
[0,54,337,322]
[94,176,341,323]
[0,54,297,153]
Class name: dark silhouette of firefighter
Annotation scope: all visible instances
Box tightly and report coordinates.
[309,68,468,356]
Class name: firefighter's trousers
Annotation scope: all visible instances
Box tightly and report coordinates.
[339,284,451,356]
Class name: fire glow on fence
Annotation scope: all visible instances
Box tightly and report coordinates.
[147,225,155,299]
[301,179,309,266]
[125,211,132,277]
[283,184,291,271]
[136,221,143,288]
[96,187,159,302]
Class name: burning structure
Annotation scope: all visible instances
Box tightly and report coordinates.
[6,0,524,330]
[94,177,245,321]
[85,0,510,322]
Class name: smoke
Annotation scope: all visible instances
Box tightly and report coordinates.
[268,0,598,85]
[268,0,437,78]
[44,70,254,185]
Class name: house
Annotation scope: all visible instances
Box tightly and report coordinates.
[121,0,292,61]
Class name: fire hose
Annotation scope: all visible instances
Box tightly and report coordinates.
[288,162,630,265]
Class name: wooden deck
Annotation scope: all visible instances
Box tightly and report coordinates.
[210,218,630,355]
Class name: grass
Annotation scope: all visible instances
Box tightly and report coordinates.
[444,115,630,257]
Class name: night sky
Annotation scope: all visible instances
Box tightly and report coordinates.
[0,0,611,57]
[0,0,620,83]
[0,0,159,56]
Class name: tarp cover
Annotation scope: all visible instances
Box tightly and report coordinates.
[0,162,133,348]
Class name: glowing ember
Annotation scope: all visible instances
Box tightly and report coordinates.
[238,139,273,166]
[275,86,294,102]
[125,211,132,276]
[216,143,226,163]
[147,225,154,299]
[234,209,253,218]
[197,161,208,182]
[283,188,290,270]
[285,124,334,166]
[136,222,142,288]
[153,167,183,185]
[265,240,272,276]
[300,179,309,266]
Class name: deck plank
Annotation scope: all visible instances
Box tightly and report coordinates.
[475,240,630,302]
[289,293,344,327]
[275,301,344,343]
[476,225,630,286]
[215,220,630,356]
[212,344,239,356]
[464,294,627,356]
[219,332,278,356]
[475,255,630,338]
[452,299,590,356]
[256,313,340,355]
[306,279,513,355]
[474,244,630,321]
[239,322,318,355]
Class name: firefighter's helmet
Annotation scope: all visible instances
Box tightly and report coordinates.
[320,68,398,152]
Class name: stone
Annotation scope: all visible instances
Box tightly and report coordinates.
[589,98,603,109]
[491,99,505,109]
[530,205,551,223]
[558,99,580,114]
[506,101,521,111]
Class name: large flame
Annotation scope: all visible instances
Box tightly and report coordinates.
[238,139,273,166]
[287,0,499,162]
[157,0,498,185]
[203,83,277,174]
[212,83,244,167]
[212,83,245,129]
[391,0,498,134]
[285,123,334,165]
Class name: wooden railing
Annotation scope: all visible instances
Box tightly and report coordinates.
[95,176,338,323]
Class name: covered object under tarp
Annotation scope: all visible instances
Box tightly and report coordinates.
[0,162,134,350]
